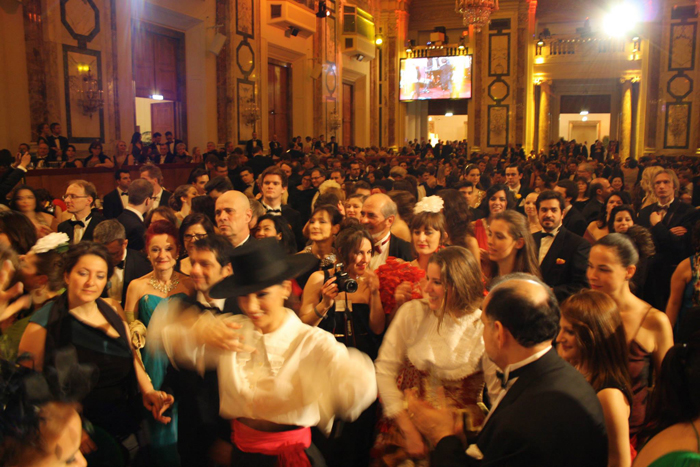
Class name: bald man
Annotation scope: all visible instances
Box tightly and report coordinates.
[360,193,412,269]
[410,274,608,467]
[215,190,253,248]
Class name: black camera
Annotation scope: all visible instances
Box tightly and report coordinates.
[322,262,358,294]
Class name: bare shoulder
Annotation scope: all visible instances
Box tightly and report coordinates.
[635,423,699,467]
[645,308,673,332]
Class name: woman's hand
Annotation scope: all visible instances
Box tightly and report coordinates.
[80,430,97,454]
[401,422,427,458]
[394,281,413,309]
[143,390,175,424]
[0,260,30,322]
[364,269,381,295]
[320,276,339,307]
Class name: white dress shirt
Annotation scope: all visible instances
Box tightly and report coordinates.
[124,205,144,221]
[538,224,562,264]
[71,212,94,244]
[196,291,225,312]
[150,188,163,211]
[161,308,377,435]
[375,300,499,418]
[369,231,392,271]
[118,188,128,209]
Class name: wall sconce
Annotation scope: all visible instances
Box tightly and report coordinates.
[375,34,384,46]
[316,1,330,18]
[536,35,544,55]
[535,56,545,64]
[70,65,104,117]
[631,35,641,52]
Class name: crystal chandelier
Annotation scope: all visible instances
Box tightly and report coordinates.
[242,96,261,128]
[72,66,104,117]
[455,0,498,31]
[329,108,342,131]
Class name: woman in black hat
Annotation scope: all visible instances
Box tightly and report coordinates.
[159,237,377,466]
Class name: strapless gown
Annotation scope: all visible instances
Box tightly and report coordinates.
[139,293,189,467]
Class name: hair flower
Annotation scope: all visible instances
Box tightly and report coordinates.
[413,195,444,214]
[29,232,70,255]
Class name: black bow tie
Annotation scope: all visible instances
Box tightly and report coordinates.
[69,219,85,228]
[266,208,282,214]
[496,366,527,389]
[121,192,128,196]
[116,260,125,270]
[541,232,554,238]
[198,302,221,313]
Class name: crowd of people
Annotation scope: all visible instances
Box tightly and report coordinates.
[0,133,699,467]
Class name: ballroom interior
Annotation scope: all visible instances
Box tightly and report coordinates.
[1,0,699,159]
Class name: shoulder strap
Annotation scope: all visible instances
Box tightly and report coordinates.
[631,305,654,343]
[95,298,132,355]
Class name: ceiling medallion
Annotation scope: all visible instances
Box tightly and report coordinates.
[455,0,499,31]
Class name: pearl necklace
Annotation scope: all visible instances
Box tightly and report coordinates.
[149,276,180,294]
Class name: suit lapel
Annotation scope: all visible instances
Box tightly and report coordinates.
[663,200,681,226]
[540,228,566,274]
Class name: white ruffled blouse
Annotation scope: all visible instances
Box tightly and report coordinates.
[375,299,499,418]
[162,308,377,435]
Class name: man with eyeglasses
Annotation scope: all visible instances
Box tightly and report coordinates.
[116,179,154,252]
[57,180,105,244]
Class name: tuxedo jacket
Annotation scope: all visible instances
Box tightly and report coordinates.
[0,168,27,203]
[388,235,413,262]
[248,155,274,178]
[161,298,240,465]
[159,189,172,208]
[533,227,590,303]
[511,186,533,213]
[431,349,607,467]
[245,139,263,157]
[562,206,587,237]
[103,189,126,219]
[102,249,152,304]
[57,210,106,244]
[277,205,305,252]
[581,198,604,224]
[638,199,693,265]
[117,209,146,252]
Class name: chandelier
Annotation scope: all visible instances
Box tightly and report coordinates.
[242,96,261,128]
[455,0,498,31]
[329,108,342,131]
[72,66,104,117]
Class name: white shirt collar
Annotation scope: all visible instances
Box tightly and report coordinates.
[235,234,250,248]
[72,210,92,223]
[658,198,674,208]
[196,291,226,312]
[125,205,144,221]
[374,231,391,249]
[499,345,552,382]
[262,200,282,211]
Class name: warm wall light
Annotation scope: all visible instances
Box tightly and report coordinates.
[150,94,164,100]
[445,112,454,117]
[375,35,383,45]
[535,56,545,64]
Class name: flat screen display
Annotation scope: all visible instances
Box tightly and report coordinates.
[399,55,472,101]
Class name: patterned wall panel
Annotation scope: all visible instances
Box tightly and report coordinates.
[486,18,511,148]
[235,0,257,143]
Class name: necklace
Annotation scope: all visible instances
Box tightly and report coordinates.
[149,275,180,294]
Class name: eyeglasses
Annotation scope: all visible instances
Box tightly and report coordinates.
[184,233,207,242]
[149,196,158,201]
[62,194,90,201]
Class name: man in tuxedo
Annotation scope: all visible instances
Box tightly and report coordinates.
[155,143,175,164]
[94,220,152,304]
[215,190,253,248]
[361,193,412,270]
[347,162,363,183]
[189,168,210,196]
[164,131,182,156]
[139,165,172,210]
[260,166,304,252]
[103,169,132,219]
[248,145,273,178]
[505,164,531,212]
[269,134,283,158]
[0,152,31,204]
[58,180,106,244]
[149,132,163,154]
[581,178,611,223]
[554,180,587,237]
[116,179,153,252]
[245,131,263,159]
[46,122,68,161]
[329,136,339,155]
[409,274,608,466]
[638,169,693,309]
[160,234,239,466]
[238,166,257,198]
[533,190,590,303]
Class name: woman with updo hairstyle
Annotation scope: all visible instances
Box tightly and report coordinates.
[557,290,633,467]
[9,184,56,237]
[471,183,515,277]
[168,184,198,224]
[438,188,480,266]
[19,242,172,465]
[254,213,297,255]
[523,191,542,234]
[374,246,496,464]
[0,210,38,255]
[588,233,674,445]
[574,176,591,213]
[177,212,215,275]
[609,204,636,234]
[388,190,415,243]
[299,223,384,466]
[585,191,631,243]
[345,193,367,221]
[487,210,541,282]
[300,204,343,269]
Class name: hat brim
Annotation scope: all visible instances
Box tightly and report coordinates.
[209,253,319,299]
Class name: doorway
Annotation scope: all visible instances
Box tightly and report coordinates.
[343,83,354,147]
[267,61,291,145]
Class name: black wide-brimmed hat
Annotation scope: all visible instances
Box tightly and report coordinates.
[210,237,318,299]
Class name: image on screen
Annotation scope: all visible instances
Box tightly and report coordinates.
[399,55,472,101]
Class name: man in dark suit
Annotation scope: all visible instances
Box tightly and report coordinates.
[505,164,532,213]
[245,131,263,159]
[116,179,153,252]
[581,177,612,223]
[94,220,152,304]
[247,145,273,178]
[46,122,69,161]
[638,169,693,309]
[215,190,254,248]
[555,179,587,237]
[58,180,106,244]
[103,169,132,219]
[164,131,182,156]
[259,166,304,252]
[361,193,413,270]
[269,134,283,158]
[139,164,172,209]
[533,190,590,303]
[329,136,339,155]
[408,274,608,467]
[159,234,241,466]
[0,152,31,204]
[149,132,163,154]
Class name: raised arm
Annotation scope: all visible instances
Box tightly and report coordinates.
[299,270,338,326]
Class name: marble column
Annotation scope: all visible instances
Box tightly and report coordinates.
[620,79,632,161]
[538,81,550,153]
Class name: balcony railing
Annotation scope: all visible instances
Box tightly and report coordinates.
[542,36,628,57]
